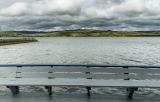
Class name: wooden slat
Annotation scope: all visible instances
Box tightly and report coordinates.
[0,67,17,72]
[128,80,160,88]
[1,72,160,80]
[0,73,16,77]
[1,67,160,80]
[128,74,160,80]
[17,67,86,72]
[1,67,160,74]
[0,79,132,87]
[17,67,124,72]
[15,67,160,74]
[98,68,160,73]
[16,73,128,79]
[0,78,160,88]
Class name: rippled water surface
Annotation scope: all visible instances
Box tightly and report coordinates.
[1,37,160,65]
[0,37,160,97]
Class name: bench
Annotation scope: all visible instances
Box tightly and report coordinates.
[0,64,160,98]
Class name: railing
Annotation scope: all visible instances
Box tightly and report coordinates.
[0,64,160,68]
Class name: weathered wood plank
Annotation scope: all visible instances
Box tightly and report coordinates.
[1,79,160,88]
[0,67,17,72]
[16,73,128,79]
[0,79,131,86]
[0,73,16,77]
[128,74,160,80]
[14,67,160,74]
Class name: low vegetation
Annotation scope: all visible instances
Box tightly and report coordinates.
[0,38,38,46]
[0,29,160,37]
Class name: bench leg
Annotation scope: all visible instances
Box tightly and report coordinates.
[6,86,19,94]
[86,87,91,97]
[126,88,138,98]
[45,86,52,95]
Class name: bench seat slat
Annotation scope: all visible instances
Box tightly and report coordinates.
[129,80,160,88]
[104,68,160,73]
[128,74,160,80]
[0,78,159,88]
[0,79,131,87]
[16,73,128,79]
[0,68,17,72]
[0,73,16,77]
[1,72,160,80]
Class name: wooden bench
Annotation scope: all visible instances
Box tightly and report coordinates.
[0,64,160,98]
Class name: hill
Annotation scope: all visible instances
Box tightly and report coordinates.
[0,29,160,37]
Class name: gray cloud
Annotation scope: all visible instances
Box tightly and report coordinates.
[0,0,160,31]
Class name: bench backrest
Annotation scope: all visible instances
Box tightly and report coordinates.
[1,65,160,80]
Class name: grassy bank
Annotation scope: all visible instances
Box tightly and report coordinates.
[0,29,160,37]
[0,38,38,46]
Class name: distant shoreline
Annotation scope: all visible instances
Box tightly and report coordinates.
[0,29,160,37]
[0,38,38,46]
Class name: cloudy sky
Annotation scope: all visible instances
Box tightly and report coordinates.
[0,0,160,31]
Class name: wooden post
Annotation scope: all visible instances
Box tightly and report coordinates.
[85,66,92,96]
[6,86,19,94]
[16,66,22,78]
[48,66,53,79]
[126,88,138,98]
[123,67,138,98]
[123,67,129,80]
[45,86,52,95]
[45,66,53,95]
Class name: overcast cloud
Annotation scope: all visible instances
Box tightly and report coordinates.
[0,0,160,31]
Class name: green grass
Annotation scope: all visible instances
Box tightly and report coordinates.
[0,29,160,37]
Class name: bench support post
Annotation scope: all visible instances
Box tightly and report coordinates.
[86,86,91,96]
[86,66,92,97]
[126,88,138,98]
[45,86,52,95]
[6,86,19,94]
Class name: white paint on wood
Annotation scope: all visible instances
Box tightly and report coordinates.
[0,73,16,77]
[0,67,17,72]
[0,66,160,88]
[128,74,160,79]
[14,67,160,74]
[0,79,159,88]
[16,73,128,79]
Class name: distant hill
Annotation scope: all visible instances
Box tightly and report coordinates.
[0,29,160,37]
[14,31,44,34]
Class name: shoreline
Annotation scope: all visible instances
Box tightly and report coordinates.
[0,38,38,46]
[1,30,160,37]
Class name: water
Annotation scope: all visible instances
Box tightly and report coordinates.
[1,37,160,65]
[0,37,160,98]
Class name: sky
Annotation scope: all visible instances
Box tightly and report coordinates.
[0,0,160,31]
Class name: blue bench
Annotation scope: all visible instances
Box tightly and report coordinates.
[0,64,160,98]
